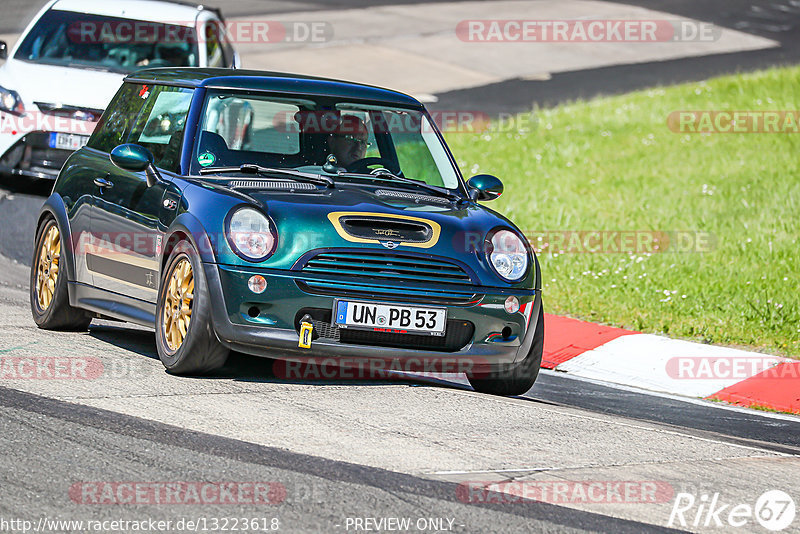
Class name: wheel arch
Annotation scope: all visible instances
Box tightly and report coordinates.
[37,194,76,283]
[160,212,218,276]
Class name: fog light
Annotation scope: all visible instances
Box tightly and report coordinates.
[248,275,267,294]
[504,296,520,314]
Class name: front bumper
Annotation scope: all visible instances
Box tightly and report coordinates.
[0,131,74,180]
[203,263,542,368]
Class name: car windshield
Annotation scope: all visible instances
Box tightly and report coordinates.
[192,90,462,190]
[14,9,199,74]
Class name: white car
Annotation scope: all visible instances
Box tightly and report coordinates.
[0,0,240,181]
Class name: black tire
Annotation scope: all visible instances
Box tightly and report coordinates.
[467,304,544,396]
[155,240,228,374]
[30,218,92,331]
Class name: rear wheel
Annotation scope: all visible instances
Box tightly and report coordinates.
[30,218,92,331]
[467,304,544,396]
[155,241,228,374]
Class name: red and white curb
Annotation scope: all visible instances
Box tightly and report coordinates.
[544,314,800,415]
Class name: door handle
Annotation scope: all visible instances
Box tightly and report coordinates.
[94,177,114,189]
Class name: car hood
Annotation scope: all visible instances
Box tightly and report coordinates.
[0,59,123,113]
[244,184,530,287]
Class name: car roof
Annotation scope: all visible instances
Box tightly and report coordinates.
[125,68,424,108]
[51,0,210,24]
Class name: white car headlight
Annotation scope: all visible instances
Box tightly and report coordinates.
[487,229,529,282]
[226,207,277,261]
[0,85,24,115]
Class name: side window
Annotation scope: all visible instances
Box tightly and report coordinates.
[128,85,194,172]
[205,21,225,68]
[87,83,146,153]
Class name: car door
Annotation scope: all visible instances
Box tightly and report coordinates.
[76,82,146,288]
[90,84,193,303]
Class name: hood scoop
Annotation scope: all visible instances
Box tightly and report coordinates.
[228,180,317,191]
[340,216,433,243]
[375,189,451,205]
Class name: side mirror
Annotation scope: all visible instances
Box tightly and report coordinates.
[0,42,7,60]
[467,174,504,201]
[110,144,161,187]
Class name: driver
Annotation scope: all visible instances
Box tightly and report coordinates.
[327,115,370,168]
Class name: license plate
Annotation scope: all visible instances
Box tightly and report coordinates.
[49,133,89,151]
[334,300,447,336]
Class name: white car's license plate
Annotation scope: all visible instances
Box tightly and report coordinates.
[49,133,89,151]
[334,300,447,336]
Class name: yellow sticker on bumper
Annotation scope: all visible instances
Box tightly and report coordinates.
[299,322,313,348]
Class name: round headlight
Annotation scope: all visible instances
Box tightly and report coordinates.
[1,92,15,111]
[488,229,529,282]
[0,86,22,114]
[227,208,276,261]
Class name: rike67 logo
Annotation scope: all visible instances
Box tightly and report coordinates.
[668,490,796,531]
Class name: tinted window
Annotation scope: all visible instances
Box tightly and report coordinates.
[128,85,194,172]
[14,10,199,74]
[87,83,146,153]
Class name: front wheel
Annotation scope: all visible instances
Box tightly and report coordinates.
[30,218,92,331]
[155,241,228,374]
[467,304,544,396]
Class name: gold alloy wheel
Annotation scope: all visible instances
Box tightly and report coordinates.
[36,225,61,311]
[163,258,194,352]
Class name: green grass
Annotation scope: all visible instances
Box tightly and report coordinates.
[445,66,800,357]
[708,398,799,416]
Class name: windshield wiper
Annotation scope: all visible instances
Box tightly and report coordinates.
[200,164,334,188]
[337,170,458,201]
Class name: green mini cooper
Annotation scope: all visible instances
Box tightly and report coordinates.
[30,68,543,396]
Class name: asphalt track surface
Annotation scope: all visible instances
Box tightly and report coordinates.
[1,190,800,532]
[1,1,800,533]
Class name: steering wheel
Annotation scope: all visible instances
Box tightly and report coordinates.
[345,157,396,174]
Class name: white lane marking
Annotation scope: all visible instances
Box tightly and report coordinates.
[556,334,793,397]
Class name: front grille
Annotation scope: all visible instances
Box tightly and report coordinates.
[295,308,474,352]
[301,251,473,286]
[341,320,474,351]
[296,280,479,306]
